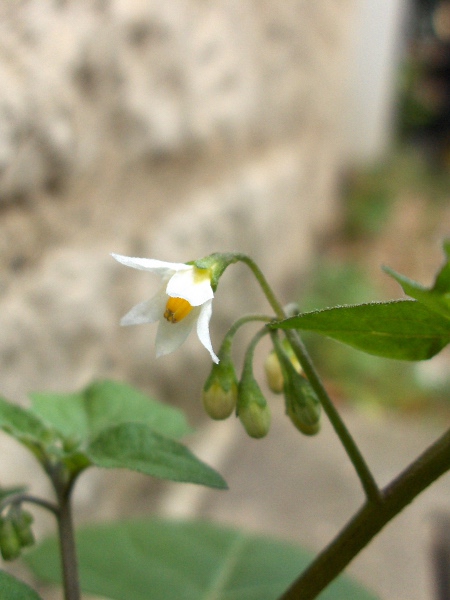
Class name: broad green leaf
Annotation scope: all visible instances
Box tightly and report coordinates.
[29,379,190,443]
[86,423,227,489]
[25,518,377,600]
[0,397,53,449]
[272,300,450,360]
[0,396,87,470]
[0,569,43,600]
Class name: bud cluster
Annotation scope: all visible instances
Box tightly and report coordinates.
[202,324,272,438]
[0,505,35,561]
[201,313,321,440]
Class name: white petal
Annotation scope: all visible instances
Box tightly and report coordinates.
[167,268,214,306]
[155,308,199,357]
[120,287,166,325]
[196,300,219,363]
[111,253,189,276]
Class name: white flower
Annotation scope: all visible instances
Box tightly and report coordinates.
[112,253,219,363]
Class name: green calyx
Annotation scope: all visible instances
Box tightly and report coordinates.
[11,507,35,548]
[272,335,321,436]
[285,376,322,436]
[202,335,239,420]
[235,327,272,439]
[202,351,238,420]
[0,516,21,561]
[193,252,241,292]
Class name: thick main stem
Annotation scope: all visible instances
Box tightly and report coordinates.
[279,427,450,599]
[53,477,80,600]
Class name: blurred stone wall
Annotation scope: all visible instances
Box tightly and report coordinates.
[0,0,356,408]
[0,0,356,515]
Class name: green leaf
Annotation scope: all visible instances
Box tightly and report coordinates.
[25,518,377,600]
[272,300,450,360]
[86,423,227,489]
[383,243,450,320]
[385,267,450,320]
[0,569,43,600]
[29,379,191,443]
[0,397,53,451]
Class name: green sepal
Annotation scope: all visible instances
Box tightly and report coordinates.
[193,252,241,291]
[11,508,35,548]
[0,516,22,561]
[202,339,238,419]
[272,336,321,435]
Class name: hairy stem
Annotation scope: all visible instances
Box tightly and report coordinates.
[279,427,450,599]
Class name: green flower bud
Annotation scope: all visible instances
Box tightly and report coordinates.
[11,508,35,548]
[285,375,321,436]
[0,516,21,561]
[264,340,302,394]
[273,337,321,436]
[202,348,238,420]
[264,351,284,394]
[237,375,271,439]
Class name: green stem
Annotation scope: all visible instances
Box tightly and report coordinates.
[50,468,80,600]
[242,327,270,376]
[219,314,273,355]
[286,329,381,504]
[235,253,380,503]
[279,427,450,599]
[0,493,59,517]
[233,254,286,319]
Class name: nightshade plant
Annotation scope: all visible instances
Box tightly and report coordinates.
[0,242,449,600]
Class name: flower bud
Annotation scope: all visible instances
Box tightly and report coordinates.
[237,375,271,439]
[264,340,302,394]
[285,374,321,436]
[0,516,21,561]
[11,508,35,548]
[202,352,238,420]
[264,351,284,394]
[273,338,321,435]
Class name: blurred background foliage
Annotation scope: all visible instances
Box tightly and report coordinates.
[297,0,450,418]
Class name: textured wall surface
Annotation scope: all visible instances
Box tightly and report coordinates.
[0,0,355,406]
[0,0,357,564]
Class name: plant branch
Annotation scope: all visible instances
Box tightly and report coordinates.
[285,329,381,504]
[279,427,450,599]
[235,253,380,503]
[234,254,286,319]
[50,468,80,600]
[0,493,59,517]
